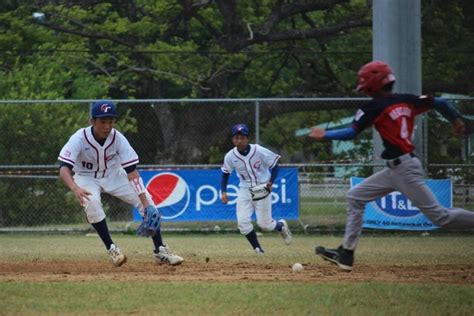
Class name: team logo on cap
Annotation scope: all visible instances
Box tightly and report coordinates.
[100,104,111,113]
[146,172,190,219]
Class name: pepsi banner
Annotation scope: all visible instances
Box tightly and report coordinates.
[133,168,299,222]
[351,177,452,230]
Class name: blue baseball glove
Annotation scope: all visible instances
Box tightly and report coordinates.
[137,205,161,237]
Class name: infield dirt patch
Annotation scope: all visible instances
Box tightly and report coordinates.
[1,259,472,284]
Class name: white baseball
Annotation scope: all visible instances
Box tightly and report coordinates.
[292,263,304,272]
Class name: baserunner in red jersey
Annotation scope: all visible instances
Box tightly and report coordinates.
[309,61,474,272]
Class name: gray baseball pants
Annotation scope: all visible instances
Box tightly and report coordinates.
[343,153,474,250]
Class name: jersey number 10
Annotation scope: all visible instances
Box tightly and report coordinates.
[82,161,94,170]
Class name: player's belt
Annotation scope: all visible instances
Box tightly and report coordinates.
[386,152,416,168]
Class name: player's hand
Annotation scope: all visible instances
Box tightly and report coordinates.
[72,186,91,207]
[308,127,326,140]
[221,192,229,204]
[452,118,466,137]
[266,182,273,192]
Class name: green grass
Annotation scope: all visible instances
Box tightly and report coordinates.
[1,234,474,264]
[1,234,473,315]
[1,282,472,315]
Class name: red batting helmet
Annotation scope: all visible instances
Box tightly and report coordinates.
[355,61,396,94]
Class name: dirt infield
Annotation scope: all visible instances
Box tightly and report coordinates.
[1,260,472,284]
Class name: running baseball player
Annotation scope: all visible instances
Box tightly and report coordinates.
[58,100,184,266]
[309,61,474,271]
[221,123,292,254]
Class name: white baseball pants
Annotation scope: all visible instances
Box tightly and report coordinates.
[74,168,149,223]
[236,187,277,235]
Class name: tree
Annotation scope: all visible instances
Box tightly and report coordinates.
[1,1,472,163]
[0,0,371,162]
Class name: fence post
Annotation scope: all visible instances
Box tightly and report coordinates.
[255,100,260,144]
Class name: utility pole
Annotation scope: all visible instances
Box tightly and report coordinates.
[372,0,424,167]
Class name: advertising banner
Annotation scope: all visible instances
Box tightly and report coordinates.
[133,168,299,222]
[351,177,452,230]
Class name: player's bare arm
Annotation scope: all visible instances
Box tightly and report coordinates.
[59,166,91,206]
[308,127,326,140]
[266,182,273,192]
[221,192,229,204]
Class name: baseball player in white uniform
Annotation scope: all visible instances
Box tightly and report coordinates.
[221,123,292,254]
[58,100,183,266]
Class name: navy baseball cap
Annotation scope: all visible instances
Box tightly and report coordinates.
[91,100,118,118]
[232,123,249,136]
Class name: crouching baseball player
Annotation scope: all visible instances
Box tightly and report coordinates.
[58,100,183,267]
[220,123,292,254]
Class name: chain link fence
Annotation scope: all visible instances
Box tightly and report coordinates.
[0,98,473,232]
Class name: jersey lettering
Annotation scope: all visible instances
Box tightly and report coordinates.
[400,117,409,139]
[352,94,434,158]
[82,161,94,170]
[388,106,412,120]
[375,103,415,154]
[58,127,139,178]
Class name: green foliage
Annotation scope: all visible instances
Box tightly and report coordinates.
[0,1,472,166]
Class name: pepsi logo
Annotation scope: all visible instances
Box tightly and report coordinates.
[146,172,190,219]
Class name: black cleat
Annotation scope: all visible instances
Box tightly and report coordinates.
[315,245,354,272]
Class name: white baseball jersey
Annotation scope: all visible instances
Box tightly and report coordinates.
[221,144,281,235]
[58,126,151,223]
[221,144,280,188]
[58,127,138,178]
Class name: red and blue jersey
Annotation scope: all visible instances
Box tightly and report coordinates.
[352,94,433,159]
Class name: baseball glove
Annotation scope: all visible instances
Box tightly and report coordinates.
[249,183,271,201]
[137,205,161,237]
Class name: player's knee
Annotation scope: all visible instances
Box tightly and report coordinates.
[84,199,106,224]
[238,222,253,235]
[346,188,359,201]
[346,193,365,209]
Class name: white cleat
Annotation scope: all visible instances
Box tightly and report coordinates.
[254,247,265,255]
[279,219,292,245]
[154,245,184,266]
[108,244,127,267]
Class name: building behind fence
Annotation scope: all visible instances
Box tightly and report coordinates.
[0,98,473,231]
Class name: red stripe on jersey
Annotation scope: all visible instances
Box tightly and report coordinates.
[122,158,139,167]
[248,146,258,185]
[58,156,75,165]
[103,130,116,169]
[374,103,416,153]
[83,129,100,176]
[269,155,281,169]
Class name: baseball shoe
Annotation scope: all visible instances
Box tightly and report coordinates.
[108,244,127,267]
[278,219,292,245]
[154,245,184,266]
[254,247,265,255]
[315,245,353,272]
